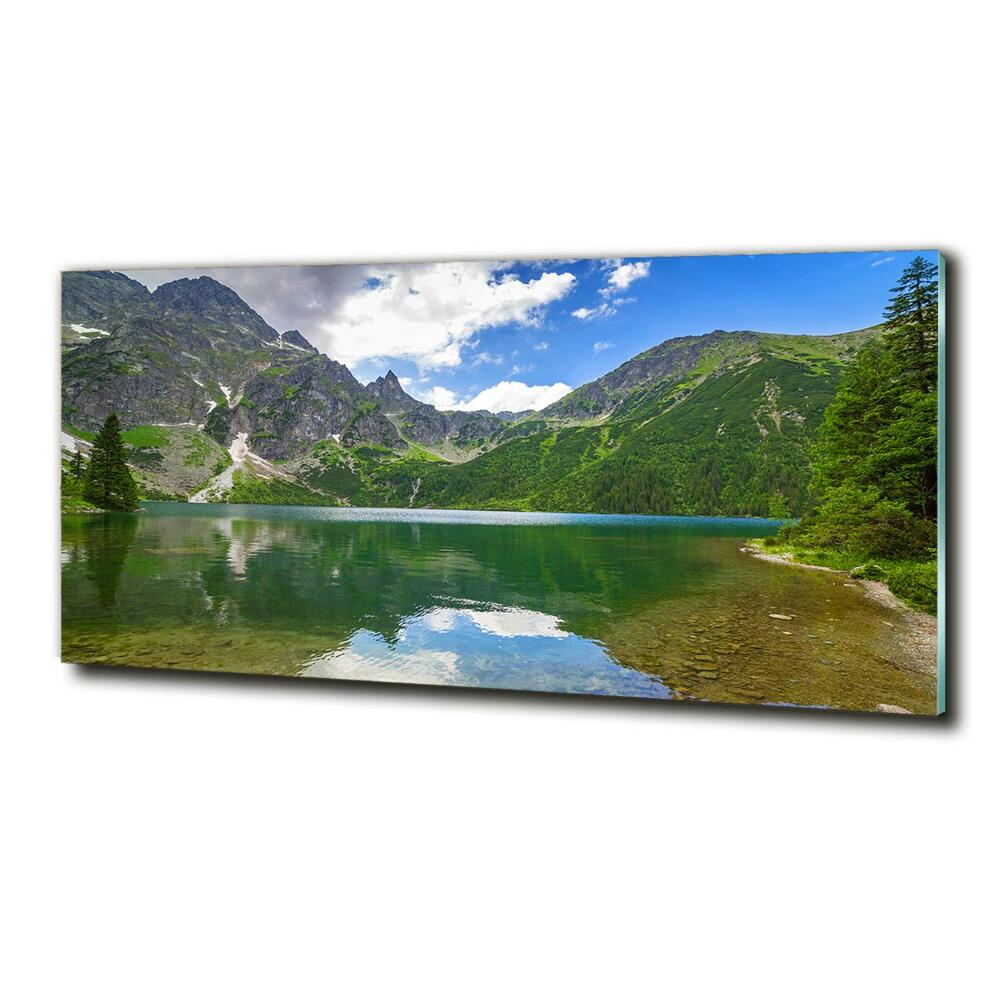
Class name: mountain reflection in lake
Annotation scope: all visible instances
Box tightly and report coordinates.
[61,503,937,712]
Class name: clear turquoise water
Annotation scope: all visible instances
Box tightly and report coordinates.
[61,503,937,711]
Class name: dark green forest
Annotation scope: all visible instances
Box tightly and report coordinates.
[768,256,940,612]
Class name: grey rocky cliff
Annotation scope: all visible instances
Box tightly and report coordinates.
[365,370,510,455]
[62,271,287,432]
[280,330,317,353]
[207,354,402,460]
[61,272,397,456]
[61,270,152,327]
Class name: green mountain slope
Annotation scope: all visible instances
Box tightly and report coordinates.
[540,327,874,423]
[412,329,878,516]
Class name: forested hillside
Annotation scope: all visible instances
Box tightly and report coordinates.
[410,330,876,516]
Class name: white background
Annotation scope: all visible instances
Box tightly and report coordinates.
[2,2,996,998]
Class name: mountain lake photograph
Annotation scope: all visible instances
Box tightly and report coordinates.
[61,251,944,713]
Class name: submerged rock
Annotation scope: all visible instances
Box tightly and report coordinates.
[876,704,914,714]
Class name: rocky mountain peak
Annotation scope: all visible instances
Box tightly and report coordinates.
[61,270,152,325]
[280,330,317,353]
[367,369,419,412]
[152,275,247,312]
[151,275,277,344]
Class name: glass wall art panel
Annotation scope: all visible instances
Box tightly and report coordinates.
[61,251,945,714]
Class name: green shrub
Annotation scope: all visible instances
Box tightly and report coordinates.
[784,486,934,558]
[849,562,886,581]
[885,561,937,614]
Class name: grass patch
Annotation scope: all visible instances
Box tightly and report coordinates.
[63,424,96,443]
[121,425,173,448]
[311,437,346,459]
[352,444,395,462]
[404,443,448,463]
[61,474,102,513]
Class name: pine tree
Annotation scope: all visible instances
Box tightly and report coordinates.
[83,413,139,511]
[878,254,939,517]
[882,254,939,393]
[809,340,897,501]
[70,449,85,480]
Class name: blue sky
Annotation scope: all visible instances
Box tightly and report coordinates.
[127,249,936,413]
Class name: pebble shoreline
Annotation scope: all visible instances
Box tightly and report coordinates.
[740,543,938,678]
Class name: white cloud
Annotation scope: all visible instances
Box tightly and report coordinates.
[600,259,651,297]
[416,386,461,409]
[870,255,895,268]
[472,351,503,366]
[532,341,549,351]
[509,363,535,376]
[593,340,613,353]
[523,258,580,271]
[398,376,415,388]
[418,380,572,413]
[461,380,572,412]
[317,261,576,370]
[572,303,617,321]
[571,261,649,321]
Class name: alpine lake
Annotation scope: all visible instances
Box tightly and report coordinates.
[61,503,937,713]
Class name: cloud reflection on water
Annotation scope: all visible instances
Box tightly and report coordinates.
[301,602,671,698]
[423,605,569,638]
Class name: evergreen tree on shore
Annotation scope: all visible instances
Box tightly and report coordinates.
[781,256,939,556]
[882,255,939,394]
[70,449,85,480]
[83,413,139,511]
